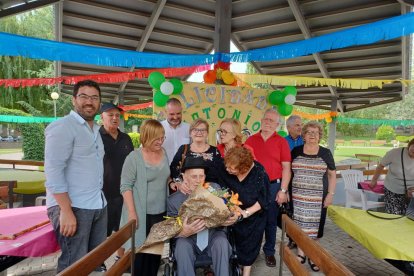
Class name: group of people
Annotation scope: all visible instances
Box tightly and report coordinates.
[44,80,339,275]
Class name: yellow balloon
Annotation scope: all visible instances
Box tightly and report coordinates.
[222,70,235,85]
[325,117,332,123]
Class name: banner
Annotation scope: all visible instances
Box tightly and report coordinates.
[337,117,414,126]
[153,83,271,142]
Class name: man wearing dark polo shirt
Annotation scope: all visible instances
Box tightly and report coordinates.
[99,102,134,260]
[245,108,291,267]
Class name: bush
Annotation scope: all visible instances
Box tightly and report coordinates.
[0,107,45,161]
[395,135,414,143]
[128,132,140,148]
[375,125,395,142]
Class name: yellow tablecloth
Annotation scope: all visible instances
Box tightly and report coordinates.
[328,205,414,261]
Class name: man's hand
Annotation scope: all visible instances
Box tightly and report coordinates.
[178,217,205,238]
[222,212,238,226]
[276,191,288,205]
[59,208,77,237]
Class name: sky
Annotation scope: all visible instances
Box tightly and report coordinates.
[187,42,247,82]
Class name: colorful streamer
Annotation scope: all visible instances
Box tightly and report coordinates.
[120,102,153,111]
[234,73,413,90]
[0,12,414,67]
[0,115,57,123]
[0,65,211,88]
[123,113,153,120]
[293,110,337,120]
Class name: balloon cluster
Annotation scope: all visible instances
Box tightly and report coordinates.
[148,72,183,107]
[203,62,237,86]
[267,86,297,116]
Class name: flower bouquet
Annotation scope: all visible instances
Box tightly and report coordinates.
[136,183,242,254]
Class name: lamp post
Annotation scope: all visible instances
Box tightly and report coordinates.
[51,92,59,118]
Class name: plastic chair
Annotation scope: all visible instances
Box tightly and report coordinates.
[341,169,384,210]
[35,196,46,206]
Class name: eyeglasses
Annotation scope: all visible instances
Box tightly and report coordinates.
[77,94,100,102]
[154,136,166,142]
[305,130,319,136]
[217,129,231,135]
[192,128,207,134]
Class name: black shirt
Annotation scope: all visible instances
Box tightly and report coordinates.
[99,126,134,199]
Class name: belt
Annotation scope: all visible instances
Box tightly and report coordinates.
[270,178,281,184]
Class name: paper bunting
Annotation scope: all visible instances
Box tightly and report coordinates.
[293,110,338,120]
[123,113,152,120]
[337,117,414,126]
[0,65,211,88]
[119,102,152,112]
[0,115,57,123]
[1,12,414,67]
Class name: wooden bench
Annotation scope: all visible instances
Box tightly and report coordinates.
[369,140,386,146]
[350,140,366,146]
[336,139,345,146]
[279,214,354,276]
[58,220,136,276]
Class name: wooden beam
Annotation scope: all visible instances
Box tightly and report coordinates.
[214,0,232,53]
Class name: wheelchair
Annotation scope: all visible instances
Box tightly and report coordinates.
[163,226,242,276]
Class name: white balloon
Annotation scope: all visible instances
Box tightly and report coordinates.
[285,94,296,105]
[160,81,174,95]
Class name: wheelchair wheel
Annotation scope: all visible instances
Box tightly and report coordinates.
[164,263,171,276]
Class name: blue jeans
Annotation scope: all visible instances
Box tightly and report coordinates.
[48,205,107,273]
[263,180,281,256]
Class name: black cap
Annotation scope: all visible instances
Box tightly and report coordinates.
[181,157,209,173]
[100,102,123,113]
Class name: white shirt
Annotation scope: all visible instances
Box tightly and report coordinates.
[161,120,190,164]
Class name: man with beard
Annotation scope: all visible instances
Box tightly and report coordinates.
[45,80,107,273]
[99,102,134,262]
[161,98,190,165]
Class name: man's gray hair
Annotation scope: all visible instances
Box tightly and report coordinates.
[286,115,302,127]
[262,108,279,118]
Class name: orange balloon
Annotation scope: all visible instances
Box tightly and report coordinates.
[203,70,216,83]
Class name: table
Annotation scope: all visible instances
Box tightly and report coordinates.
[328,205,414,261]
[358,180,384,194]
[1,169,46,207]
[0,206,58,257]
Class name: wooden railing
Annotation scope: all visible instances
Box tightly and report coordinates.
[0,159,44,170]
[279,214,354,276]
[58,220,136,276]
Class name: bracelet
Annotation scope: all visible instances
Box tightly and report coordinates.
[245,209,251,217]
[237,214,244,222]
[328,192,335,195]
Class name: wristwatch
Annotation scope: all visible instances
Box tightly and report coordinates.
[280,188,288,193]
[244,209,251,217]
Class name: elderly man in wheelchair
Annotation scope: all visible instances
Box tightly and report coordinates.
[166,157,239,276]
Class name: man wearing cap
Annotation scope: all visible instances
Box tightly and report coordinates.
[167,157,237,276]
[161,98,190,164]
[45,80,107,272]
[99,102,134,260]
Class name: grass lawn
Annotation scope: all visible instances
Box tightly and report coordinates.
[334,146,391,162]
[0,148,22,155]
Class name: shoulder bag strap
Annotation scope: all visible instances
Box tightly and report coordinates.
[401,147,408,194]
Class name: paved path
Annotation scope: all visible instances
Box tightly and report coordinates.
[4,217,403,275]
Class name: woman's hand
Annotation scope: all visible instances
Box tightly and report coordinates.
[323,194,334,208]
[369,179,377,189]
[276,190,288,204]
[222,212,238,226]
[128,212,139,228]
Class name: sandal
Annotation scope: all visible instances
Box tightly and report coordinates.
[297,254,306,264]
[308,258,320,272]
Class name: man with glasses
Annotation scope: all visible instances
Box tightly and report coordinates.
[161,98,190,164]
[45,80,107,272]
[244,108,291,267]
[99,102,134,263]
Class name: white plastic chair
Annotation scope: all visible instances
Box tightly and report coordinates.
[35,196,46,206]
[341,169,385,210]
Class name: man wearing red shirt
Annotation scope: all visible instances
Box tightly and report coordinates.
[245,108,291,267]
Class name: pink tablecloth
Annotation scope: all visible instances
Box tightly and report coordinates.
[0,206,59,257]
[359,180,384,194]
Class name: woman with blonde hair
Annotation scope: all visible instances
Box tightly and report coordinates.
[290,121,336,272]
[217,118,254,158]
[120,119,170,276]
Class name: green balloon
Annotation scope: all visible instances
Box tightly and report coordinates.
[268,90,285,105]
[170,78,183,95]
[284,86,297,96]
[277,130,288,137]
[153,90,169,107]
[277,103,293,116]
[148,72,165,89]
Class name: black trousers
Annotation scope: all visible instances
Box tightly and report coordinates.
[133,212,166,276]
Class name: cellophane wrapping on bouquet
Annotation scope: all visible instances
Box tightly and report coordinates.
[136,185,232,254]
